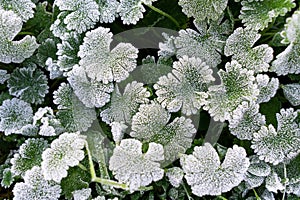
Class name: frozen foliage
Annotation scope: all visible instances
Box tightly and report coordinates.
[170,19,230,68]
[255,74,279,104]
[0,98,33,135]
[271,11,300,76]
[97,0,119,23]
[53,83,97,132]
[11,138,48,176]
[1,168,14,188]
[251,108,300,165]
[178,0,228,21]
[154,56,214,115]
[265,170,285,193]
[0,9,39,64]
[100,81,150,124]
[7,67,49,104]
[0,70,9,84]
[67,65,114,108]
[57,32,83,72]
[224,27,273,73]
[117,0,156,25]
[228,102,266,140]
[130,102,196,162]
[110,121,127,144]
[78,27,138,83]
[45,58,64,79]
[0,0,35,22]
[54,0,100,34]
[204,60,259,122]
[158,33,176,58]
[50,12,69,39]
[166,167,184,188]
[282,84,300,106]
[180,143,250,197]
[109,139,164,192]
[72,188,91,200]
[239,0,296,31]
[13,166,61,200]
[41,132,86,183]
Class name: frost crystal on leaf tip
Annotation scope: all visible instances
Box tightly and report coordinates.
[178,0,228,21]
[110,121,127,144]
[0,69,10,84]
[203,60,259,122]
[282,83,300,106]
[255,74,279,104]
[98,0,119,23]
[0,0,36,22]
[0,98,33,135]
[41,132,86,183]
[251,108,300,165]
[100,81,150,124]
[7,67,49,105]
[109,139,164,192]
[154,56,214,115]
[166,167,184,188]
[72,188,91,200]
[12,166,61,200]
[224,27,273,73]
[180,143,250,197]
[130,102,196,162]
[280,10,300,44]
[0,9,39,64]
[67,65,114,108]
[78,27,138,83]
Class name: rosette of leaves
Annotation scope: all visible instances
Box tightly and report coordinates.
[0,0,35,22]
[78,27,138,84]
[67,65,114,108]
[117,0,157,25]
[41,132,86,183]
[97,0,119,23]
[271,10,300,76]
[180,143,250,197]
[228,102,266,140]
[224,27,273,73]
[100,81,150,124]
[251,108,300,165]
[7,67,49,104]
[12,166,61,200]
[154,56,214,115]
[178,0,228,21]
[239,0,296,31]
[109,139,164,192]
[130,102,196,162]
[53,83,97,132]
[203,60,259,122]
[282,83,300,106]
[10,138,48,176]
[255,74,279,104]
[0,98,33,135]
[0,9,39,64]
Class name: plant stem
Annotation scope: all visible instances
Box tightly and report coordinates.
[182,183,193,200]
[217,196,228,200]
[253,189,261,200]
[17,31,34,36]
[144,4,180,28]
[282,163,287,200]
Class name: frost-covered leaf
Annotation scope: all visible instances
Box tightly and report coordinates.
[109,139,164,192]
[178,0,228,21]
[180,143,250,197]
[50,12,69,39]
[110,121,127,144]
[265,170,285,193]
[117,0,156,25]
[78,27,138,83]
[229,102,265,140]
[166,167,184,188]
[36,38,58,68]
[41,132,86,183]
[57,32,83,72]
[204,60,259,122]
[0,10,39,64]
[171,19,230,68]
[45,58,64,79]
[1,168,14,188]
[280,10,300,44]
[239,0,296,31]
[100,81,150,124]
[158,33,176,58]
[54,0,100,34]
[7,67,49,104]
[282,84,300,106]
[0,0,35,22]
[97,0,119,23]
[53,83,97,132]
[154,56,214,115]
[130,102,196,162]
[251,108,300,165]
[0,98,33,135]
[0,69,10,84]
[67,65,114,108]
[255,74,279,104]
[13,166,61,200]
[224,27,273,73]
[11,138,48,177]
[72,188,91,200]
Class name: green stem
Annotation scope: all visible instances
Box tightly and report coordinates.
[78,163,88,171]
[217,196,228,200]
[253,189,261,200]
[182,183,193,200]
[282,163,287,200]
[18,31,34,36]
[145,4,180,28]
